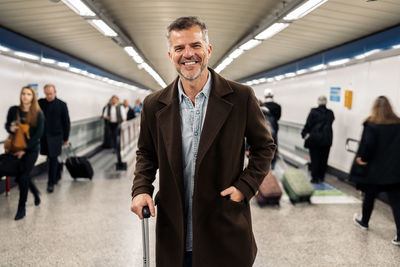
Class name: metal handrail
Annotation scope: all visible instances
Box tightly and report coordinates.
[345,138,359,154]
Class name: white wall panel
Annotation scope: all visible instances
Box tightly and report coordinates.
[0,54,149,140]
[252,54,400,173]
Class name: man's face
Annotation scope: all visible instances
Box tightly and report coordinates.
[168,26,212,81]
[44,86,56,102]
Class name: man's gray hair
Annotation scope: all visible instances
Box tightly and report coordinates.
[166,16,209,49]
[44,84,56,92]
[318,95,327,106]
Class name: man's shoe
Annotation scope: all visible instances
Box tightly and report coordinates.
[392,237,400,246]
[47,185,54,193]
[14,207,26,221]
[353,213,368,230]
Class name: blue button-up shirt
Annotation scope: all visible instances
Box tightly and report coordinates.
[178,71,212,251]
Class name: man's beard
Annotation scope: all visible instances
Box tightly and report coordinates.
[176,61,206,81]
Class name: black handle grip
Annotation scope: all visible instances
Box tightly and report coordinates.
[142,206,151,219]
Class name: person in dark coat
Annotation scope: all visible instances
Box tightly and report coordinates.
[262,89,280,169]
[5,86,44,220]
[301,96,334,183]
[103,95,126,152]
[122,99,136,120]
[350,96,400,246]
[38,84,70,193]
[130,17,276,267]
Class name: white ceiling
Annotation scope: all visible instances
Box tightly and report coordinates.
[0,0,399,90]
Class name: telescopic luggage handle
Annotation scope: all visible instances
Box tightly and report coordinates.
[142,206,151,267]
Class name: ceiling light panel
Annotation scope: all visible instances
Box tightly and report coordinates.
[283,0,328,21]
[62,0,96,17]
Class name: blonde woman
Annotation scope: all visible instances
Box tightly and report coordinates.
[351,96,400,246]
[5,86,44,220]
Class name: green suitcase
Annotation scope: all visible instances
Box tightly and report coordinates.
[282,168,314,204]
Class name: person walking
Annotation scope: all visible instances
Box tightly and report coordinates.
[5,86,44,220]
[351,96,400,246]
[301,95,334,183]
[103,95,126,153]
[262,89,281,169]
[130,17,275,267]
[38,84,70,193]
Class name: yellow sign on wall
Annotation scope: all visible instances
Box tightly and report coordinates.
[344,90,353,109]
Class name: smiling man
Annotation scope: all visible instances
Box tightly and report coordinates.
[130,17,276,267]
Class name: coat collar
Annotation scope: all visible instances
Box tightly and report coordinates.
[155,68,234,186]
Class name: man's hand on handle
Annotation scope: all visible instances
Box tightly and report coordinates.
[131,193,155,219]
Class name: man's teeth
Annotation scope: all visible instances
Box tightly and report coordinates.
[184,62,196,65]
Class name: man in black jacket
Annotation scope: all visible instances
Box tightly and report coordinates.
[39,84,70,193]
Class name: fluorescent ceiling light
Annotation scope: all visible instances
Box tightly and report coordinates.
[309,64,326,71]
[392,44,400,49]
[229,49,244,59]
[0,45,10,52]
[284,0,328,21]
[354,49,382,59]
[284,72,296,78]
[275,75,285,81]
[57,62,70,68]
[252,80,260,85]
[41,57,56,64]
[245,81,254,86]
[14,51,40,61]
[215,57,234,73]
[133,54,144,64]
[88,19,118,37]
[296,69,308,75]
[255,23,289,40]
[124,46,138,57]
[62,0,95,17]
[69,67,82,73]
[215,64,226,73]
[240,39,261,51]
[258,78,267,83]
[328,58,350,66]
[221,57,233,66]
[140,62,167,87]
[267,78,274,83]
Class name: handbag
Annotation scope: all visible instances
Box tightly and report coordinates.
[4,109,29,153]
[0,153,25,177]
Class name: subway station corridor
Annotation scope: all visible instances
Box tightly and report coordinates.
[1,150,399,266]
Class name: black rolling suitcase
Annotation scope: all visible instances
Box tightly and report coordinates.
[65,144,94,180]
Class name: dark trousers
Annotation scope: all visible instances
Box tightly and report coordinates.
[362,190,400,238]
[17,151,39,208]
[183,251,192,267]
[48,156,61,186]
[109,122,119,150]
[309,146,330,182]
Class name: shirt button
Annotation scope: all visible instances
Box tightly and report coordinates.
[196,110,200,114]
[194,132,198,136]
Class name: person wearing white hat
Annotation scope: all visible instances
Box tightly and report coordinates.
[263,88,281,169]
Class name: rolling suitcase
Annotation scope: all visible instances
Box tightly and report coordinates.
[142,206,151,267]
[255,172,282,206]
[282,168,314,204]
[65,144,94,180]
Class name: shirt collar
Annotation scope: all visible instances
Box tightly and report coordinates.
[178,70,212,104]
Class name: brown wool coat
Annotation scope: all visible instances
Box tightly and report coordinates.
[132,68,276,267]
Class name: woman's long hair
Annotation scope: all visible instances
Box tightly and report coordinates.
[19,86,41,126]
[365,96,400,124]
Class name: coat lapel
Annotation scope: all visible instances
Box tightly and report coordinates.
[196,70,233,167]
[156,78,184,195]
